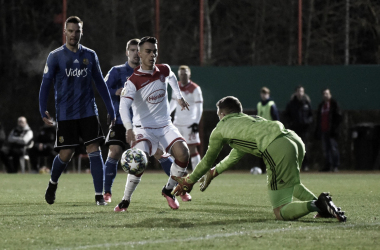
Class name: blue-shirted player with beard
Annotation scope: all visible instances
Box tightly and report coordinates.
[39,16,116,206]
[102,38,175,203]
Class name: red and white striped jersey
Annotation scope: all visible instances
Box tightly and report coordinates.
[120,64,183,128]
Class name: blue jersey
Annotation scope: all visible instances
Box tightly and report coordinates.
[104,62,134,124]
[39,44,115,121]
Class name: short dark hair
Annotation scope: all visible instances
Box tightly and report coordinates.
[261,86,270,94]
[138,36,157,49]
[295,85,304,91]
[65,16,83,28]
[178,65,191,74]
[216,96,243,114]
[126,38,140,49]
[321,88,330,94]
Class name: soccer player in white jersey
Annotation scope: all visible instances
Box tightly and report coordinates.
[115,36,191,211]
[102,38,176,203]
[169,66,203,170]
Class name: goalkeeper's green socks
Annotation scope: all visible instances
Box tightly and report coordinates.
[280,200,320,220]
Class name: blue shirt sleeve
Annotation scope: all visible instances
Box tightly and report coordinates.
[91,52,116,120]
[39,53,55,118]
[105,67,119,97]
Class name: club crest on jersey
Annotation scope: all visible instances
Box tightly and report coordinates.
[159,74,165,82]
[44,64,48,74]
[147,89,165,104]
[59,136,64,143]
[136,134,144,139]
[110,131,115,138]
[83,58,89,65]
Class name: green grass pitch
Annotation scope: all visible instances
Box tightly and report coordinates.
[1,172,379,249]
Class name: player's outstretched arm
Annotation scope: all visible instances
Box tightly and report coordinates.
[199,149,246,191]
[40,52,56,121]
[104,67,120,97]
[92,52,116,120]
[214,148,246,174]
[42,111,55,126]
[39,73,54,121]
[177,98,190,111]
[199,167,219,192]
[171,175,196,196]
[169,97,177,114]
[166,65,188,110]
[126,129,136,146]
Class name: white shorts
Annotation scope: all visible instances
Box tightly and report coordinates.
[132,123,186,156]
[174,124,201,146]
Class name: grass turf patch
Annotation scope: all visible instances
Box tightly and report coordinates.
[0,172,379,249]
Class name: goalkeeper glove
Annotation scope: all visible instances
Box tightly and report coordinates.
[199,167,219,192]
[171,175,196,196]
[187,123,199,133]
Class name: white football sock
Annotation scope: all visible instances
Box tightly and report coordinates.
[165,162,187,190]
[122,174,141,201]
[191,154,201,170]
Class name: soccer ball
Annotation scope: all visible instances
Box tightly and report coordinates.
[120,148,148,175]
[250,166,262,175]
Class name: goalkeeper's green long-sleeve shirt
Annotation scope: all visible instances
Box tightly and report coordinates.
[189,112,290,182]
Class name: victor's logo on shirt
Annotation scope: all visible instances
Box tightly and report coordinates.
[147,89,165,104]
[65,68,88,78]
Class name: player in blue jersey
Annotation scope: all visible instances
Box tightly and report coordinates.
[39,16,116,206]
[103,38,175,203]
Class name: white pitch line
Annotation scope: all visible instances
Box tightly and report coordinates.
[54,222,380,250]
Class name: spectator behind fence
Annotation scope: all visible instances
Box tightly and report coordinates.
[0,122,5,148]
[1,117,33,173]
[28,121,57,172]
[284,85,313,171]
[256,87,280,121]
[315,88,342,172]
[256,86,279,173]
[0,122,7,169]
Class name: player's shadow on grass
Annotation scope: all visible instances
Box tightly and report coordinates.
[0,202,111,218]
[109,215,338,229]
[192,201,263,208]
[109,217,272,229]
[0,201,101,207]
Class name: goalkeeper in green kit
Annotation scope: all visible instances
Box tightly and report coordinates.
[172,96,346,222]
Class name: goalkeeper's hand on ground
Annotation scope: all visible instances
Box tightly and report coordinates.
[171,175,196,196]
[187,123,199,133]
[199,167,219,192]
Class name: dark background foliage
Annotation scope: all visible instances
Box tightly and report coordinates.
[0,0,379,170]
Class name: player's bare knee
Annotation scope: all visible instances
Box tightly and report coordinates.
[171,141,189,162]
[59,148,75,162]
[108,145,123,159]
[86,142,101,154]
[176,150,189,163]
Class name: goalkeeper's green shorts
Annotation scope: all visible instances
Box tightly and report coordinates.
[263,131,304,207]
